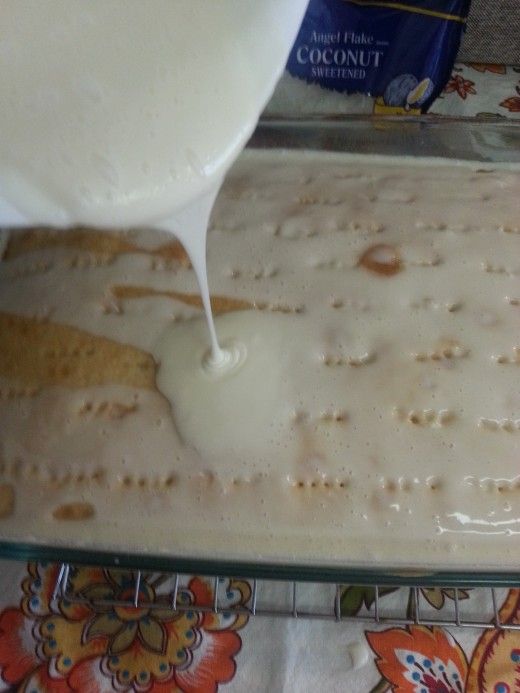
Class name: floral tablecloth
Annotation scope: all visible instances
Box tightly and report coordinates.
[0,562,519,692]
[431,63,520,118]
[1,64,519,693]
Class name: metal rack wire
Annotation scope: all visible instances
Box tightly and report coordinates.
[52,563,520,631]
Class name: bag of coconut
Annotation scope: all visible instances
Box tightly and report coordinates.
[287,0,472,113]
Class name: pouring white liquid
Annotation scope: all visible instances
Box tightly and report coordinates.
[0,0,309,364]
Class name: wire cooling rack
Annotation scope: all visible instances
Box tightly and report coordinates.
[52,563,520,631]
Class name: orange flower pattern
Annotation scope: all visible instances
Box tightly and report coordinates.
[367,625,468,692]
[443,74,477,100]
[432,63,520,119]
[466,63,507,74]
[500,83,520,113]
[0,563,249,692]
[466,590,520,693]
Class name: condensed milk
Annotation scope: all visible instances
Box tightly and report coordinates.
[0,0,309,363]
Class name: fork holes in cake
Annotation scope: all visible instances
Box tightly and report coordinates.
[428,478,443,491]
[164,474,177,488]
[358,243,402,277]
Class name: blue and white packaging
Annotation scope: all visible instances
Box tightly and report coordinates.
[287,0,472,112]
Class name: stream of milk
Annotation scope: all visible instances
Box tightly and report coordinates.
[0,0,309,364]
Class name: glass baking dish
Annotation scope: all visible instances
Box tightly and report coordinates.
[1,115,519,587]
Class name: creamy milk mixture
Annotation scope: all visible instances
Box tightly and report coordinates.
[0,0,309,362]
[0,151,519,569]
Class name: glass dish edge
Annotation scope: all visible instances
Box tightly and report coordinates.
[2,115,519,585]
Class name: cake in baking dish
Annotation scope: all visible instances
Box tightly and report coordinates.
[0,150,519,569]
